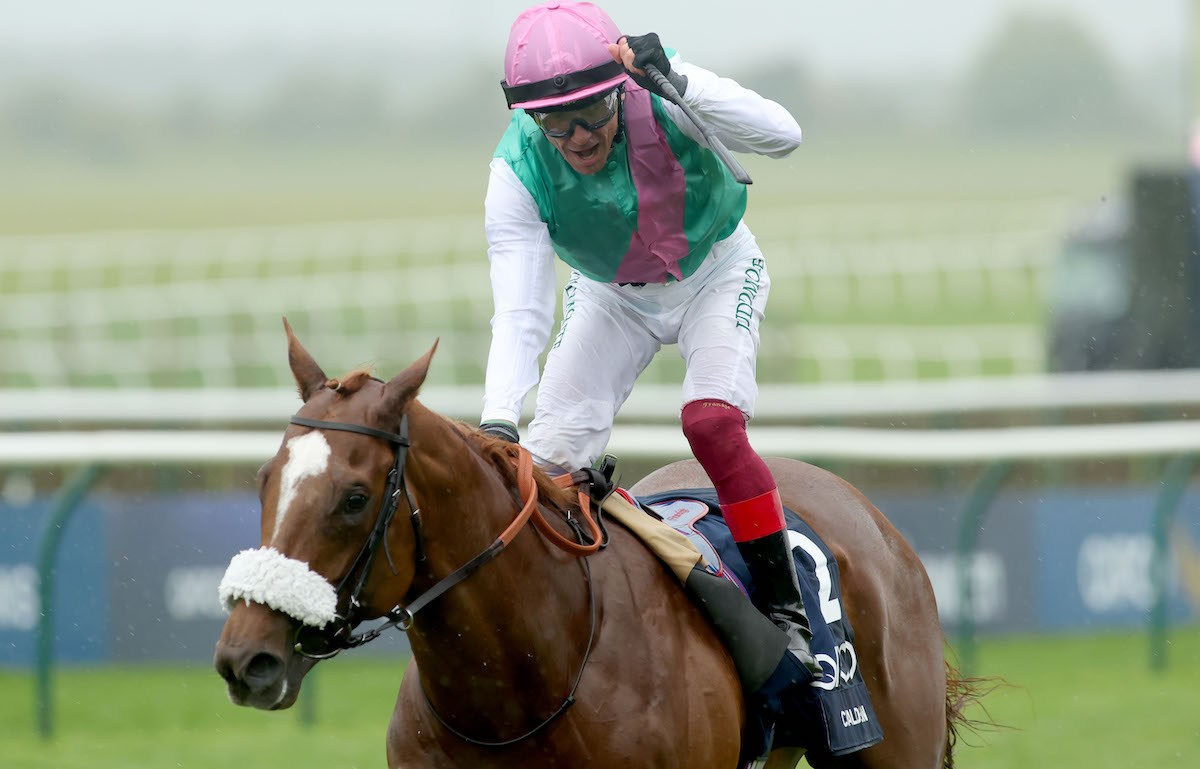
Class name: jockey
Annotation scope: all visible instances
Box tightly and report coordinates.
[478,1,817,674]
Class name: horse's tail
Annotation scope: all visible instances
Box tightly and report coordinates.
[942,660,1006,769]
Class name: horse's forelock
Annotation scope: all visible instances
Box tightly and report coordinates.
[324,368,375,396]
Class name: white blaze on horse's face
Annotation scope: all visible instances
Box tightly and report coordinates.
[272,431,331,542]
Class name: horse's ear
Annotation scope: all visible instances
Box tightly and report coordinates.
[283,317,328,402]
[376,339,439,421]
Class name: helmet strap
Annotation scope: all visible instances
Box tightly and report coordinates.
[502,60,625,109]
[612,86,626,146]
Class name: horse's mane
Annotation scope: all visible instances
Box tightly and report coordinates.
[450,421,577,512]
[321,370,575,510]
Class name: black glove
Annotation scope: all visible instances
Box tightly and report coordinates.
[480,420,519,443]
[623,33,688,98]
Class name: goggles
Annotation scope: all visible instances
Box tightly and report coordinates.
[530,89,620,139]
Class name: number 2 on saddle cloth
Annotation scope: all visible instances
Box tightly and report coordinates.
[636,488,885,762]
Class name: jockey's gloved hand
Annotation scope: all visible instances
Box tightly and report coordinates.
[480,420,519,444]
[622,33,688,98]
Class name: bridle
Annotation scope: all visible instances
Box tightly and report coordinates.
[284,410,608,746]
[288,413,419,660]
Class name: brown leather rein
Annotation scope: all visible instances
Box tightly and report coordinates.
[496,442,605,556]
[390,440,606,634]
[286,413,607,745]
[418,443,606,746]
[288,415,605,657]
[286,412,609,743]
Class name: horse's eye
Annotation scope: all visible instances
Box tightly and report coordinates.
[345,492,370,514]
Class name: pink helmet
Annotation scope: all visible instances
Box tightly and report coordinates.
[501,1,630,111]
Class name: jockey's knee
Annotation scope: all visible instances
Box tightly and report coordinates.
[682,399,750,470]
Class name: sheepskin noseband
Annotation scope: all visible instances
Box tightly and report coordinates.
[218,547,338,627]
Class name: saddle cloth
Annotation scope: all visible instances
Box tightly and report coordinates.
[633,488,885,763]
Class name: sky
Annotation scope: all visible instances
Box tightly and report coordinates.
[1,0,1189,79]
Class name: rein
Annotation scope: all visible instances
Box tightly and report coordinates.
[421,514,601,748]
[285,411,607,744]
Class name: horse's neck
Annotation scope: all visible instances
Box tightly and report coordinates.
[402,404,591,734]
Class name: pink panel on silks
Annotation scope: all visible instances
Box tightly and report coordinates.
[613,85,689,285]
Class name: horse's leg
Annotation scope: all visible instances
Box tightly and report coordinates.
[765,746,805,768]
[764,461,948,769]
[634,459,951,769]
[383,537,745,769]
[824,557,948,769]
[386,664,458,769]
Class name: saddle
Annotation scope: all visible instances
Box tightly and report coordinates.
[571,462,883,765]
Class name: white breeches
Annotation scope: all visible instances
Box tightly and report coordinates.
[526,221,771,469]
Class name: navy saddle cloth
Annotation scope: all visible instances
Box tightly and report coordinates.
[637,488,884,762]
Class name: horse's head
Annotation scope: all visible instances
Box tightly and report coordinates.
[214,319,433,710]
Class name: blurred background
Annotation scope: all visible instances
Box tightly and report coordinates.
[2,1,1199,767]
[0,0,1192,386]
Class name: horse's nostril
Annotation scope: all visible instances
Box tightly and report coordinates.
[215,650,239,686]
[243,652,285,692]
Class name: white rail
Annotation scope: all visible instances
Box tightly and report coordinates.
[2,420,1199,468]
[0,201,1065,388]
[4,369,1200,426]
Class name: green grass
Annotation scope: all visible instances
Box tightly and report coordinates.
[2,627,1197,768]
[957,628,1200,768]
[0,658,402,769]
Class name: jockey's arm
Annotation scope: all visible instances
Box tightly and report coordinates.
[661,55,802,159]
[481,158,559,429]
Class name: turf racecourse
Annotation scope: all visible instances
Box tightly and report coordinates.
[1,627,1196,768]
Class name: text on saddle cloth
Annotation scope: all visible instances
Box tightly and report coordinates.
[637,488,884,758]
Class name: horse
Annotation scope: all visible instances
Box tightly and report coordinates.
[214,323,981,769]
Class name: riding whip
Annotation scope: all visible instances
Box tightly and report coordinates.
[643,63,753,185]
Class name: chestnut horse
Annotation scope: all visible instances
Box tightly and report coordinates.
[214,326,977,768]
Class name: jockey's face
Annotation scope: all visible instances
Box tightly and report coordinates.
[539,93,621,176]
[546,114,619,175]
